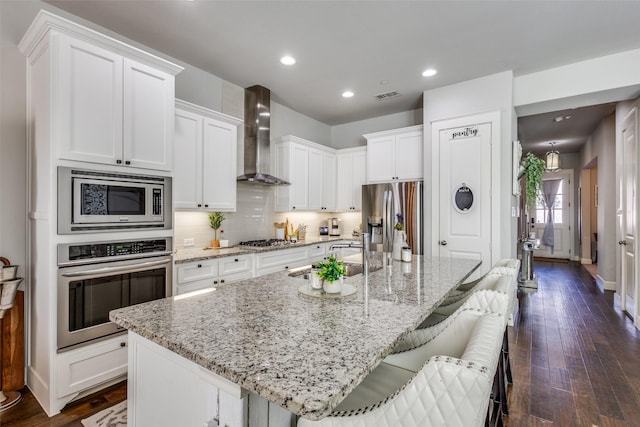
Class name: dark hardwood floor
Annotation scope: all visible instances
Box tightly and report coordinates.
[506,261,640,426]
[1,261,640,426]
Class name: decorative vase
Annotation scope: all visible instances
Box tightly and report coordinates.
[211,239,220,248]
[323,276,343,294]
[392,229,406,260]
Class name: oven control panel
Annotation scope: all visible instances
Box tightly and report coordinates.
[58,238,172,265]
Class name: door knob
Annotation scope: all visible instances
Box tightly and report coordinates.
[439,240,448,246]
[619,240,628,245]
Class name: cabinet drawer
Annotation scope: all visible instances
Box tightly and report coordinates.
[177,260,219,284]
[308,244,325,259]
[177,278,218,295]
[218,254,253,276]
[57,334,128,398]
[255,247,309,276]
[219,270,253,285]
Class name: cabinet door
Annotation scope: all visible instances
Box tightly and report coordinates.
[290,145,309,210]
[366,136,396,182]
[352,150,367,210]
[322,153,337,211]
[202,118,237,210]
[57,35,123,165]
[174,109,203,209]
[307,148,324,211]
[177,259,219,284]
[395,130,423,180]
[123,59,174,171]
[335,153,353,211]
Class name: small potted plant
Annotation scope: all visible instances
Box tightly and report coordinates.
[315,255,347,294]
[208,212,225,248]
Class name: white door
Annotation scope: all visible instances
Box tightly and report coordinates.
[366,136,396,182]
[433,113,497,278]
[620,106,637,320]
[307,148,324,210]
[395,130,423,180]
[528,171,573,260]
[57,34,123,165]
[174,109,203,209]
[202,117,237,210]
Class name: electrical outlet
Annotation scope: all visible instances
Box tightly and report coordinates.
[184,238,195,247]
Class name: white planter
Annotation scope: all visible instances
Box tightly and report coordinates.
[392,229,406,260]
[323,276,343,294]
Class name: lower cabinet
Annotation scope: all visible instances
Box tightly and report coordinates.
[57,334,128,399]
[255,246,310,276]
[176,254,254,295]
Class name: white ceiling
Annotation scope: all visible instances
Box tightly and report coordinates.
[45,0,640,151]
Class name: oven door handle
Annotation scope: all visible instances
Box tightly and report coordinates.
[61,258,171,277]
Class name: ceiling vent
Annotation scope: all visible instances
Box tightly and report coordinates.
[374,90,401,100]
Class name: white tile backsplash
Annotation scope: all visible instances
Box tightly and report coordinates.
[174,184,363,249]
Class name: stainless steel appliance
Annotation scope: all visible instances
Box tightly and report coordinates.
[58,167,171,233]
[57,237,172,351]
[328,218,342,236]
[319,226,329,236]
[362,181,423,254]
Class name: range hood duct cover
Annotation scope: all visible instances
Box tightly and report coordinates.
[237,85,290,185]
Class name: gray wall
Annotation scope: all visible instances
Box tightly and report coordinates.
[579,113,616,287]
[331,109,423,149]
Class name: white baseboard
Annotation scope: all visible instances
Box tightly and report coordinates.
[580,258,592,265]
[614,292,622,310]
[571,255,580,262]
[596,274,616,291]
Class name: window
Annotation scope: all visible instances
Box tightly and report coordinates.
[534,179,564,224]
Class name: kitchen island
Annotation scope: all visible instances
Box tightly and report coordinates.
[110,254,480,426]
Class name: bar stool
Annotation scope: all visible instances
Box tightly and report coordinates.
[297,311,504,427]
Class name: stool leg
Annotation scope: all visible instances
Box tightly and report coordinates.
[503,329,513,384]
[498,354,509,416]
[490,367,503,427]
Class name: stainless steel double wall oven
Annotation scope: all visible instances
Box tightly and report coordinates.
[57,167,173,351]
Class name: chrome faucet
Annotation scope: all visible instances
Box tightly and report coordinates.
[330,233,370,293]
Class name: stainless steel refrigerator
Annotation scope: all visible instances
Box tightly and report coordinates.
[362,181,423,254]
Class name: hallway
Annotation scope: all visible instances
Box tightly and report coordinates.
[506,261,640,425]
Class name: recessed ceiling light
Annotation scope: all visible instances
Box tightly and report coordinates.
[280,56,296,66]
[554,116,564,122]
[422,68,437,77]
[342,91,354,98]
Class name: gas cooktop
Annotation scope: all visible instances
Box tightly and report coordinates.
[238,239,294,248]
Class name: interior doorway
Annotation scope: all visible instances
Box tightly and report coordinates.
[580,162,598,279]
[527,170,574,260]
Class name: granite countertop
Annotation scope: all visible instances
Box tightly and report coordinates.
[174,236,357,264]
[110,254,480,420]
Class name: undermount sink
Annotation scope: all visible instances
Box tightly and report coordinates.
[289,263,380,279]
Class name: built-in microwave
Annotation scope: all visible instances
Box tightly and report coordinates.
[58,167,171,234]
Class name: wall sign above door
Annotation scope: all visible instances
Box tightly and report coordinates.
[453,183,474,213]
[449,125,478,140]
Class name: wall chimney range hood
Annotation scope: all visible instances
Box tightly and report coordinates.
[237,85,290,185]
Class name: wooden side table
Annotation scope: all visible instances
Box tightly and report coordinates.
[0,257,23,412]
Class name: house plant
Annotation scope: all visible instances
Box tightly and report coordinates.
[315,255,347,294]
[208,212,225,247]
[519,152,545,208]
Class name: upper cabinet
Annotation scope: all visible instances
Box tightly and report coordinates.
[364,125,423,183]
[336,147,366,211]
[275,136,337,212]
[174,100,242,211]
[19,11,183,173]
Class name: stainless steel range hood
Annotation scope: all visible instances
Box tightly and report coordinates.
[237,85,290,185]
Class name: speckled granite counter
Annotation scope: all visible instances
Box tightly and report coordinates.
[110,255,480,420]
[174,236,354,264]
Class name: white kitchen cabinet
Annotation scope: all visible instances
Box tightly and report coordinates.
[19,10,183,416]
[255,246,310,276]
[174,100,242,210]
[336,147,366,211]
[176,254,254,295]
[56,34,177,171]
[364,125,423,182]
[57,334,128,400]
[276,136,336,212]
